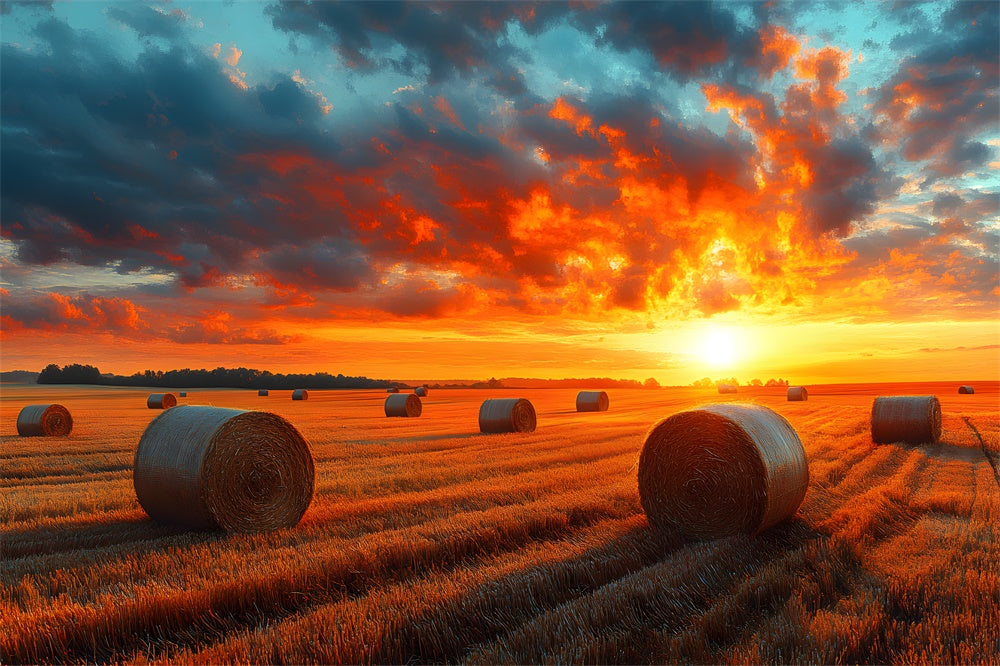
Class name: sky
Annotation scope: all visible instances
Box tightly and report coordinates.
[1,1,998,385]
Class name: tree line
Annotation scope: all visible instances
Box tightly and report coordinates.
[36,364,399,390]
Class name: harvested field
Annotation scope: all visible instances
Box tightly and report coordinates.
[1,381,997,664]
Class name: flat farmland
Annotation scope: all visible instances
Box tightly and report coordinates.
[1,382,998,664]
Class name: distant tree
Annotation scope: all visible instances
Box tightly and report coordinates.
[692,377,714,388]
[643,377,660,389]
[749,378,763,387]
[37,363,102,384]
[37,364,62,384]
[764,378,789,387]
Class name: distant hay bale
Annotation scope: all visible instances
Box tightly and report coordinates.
[958,385,975,394]
[576,390,610,412]
[386,387,399,393]
[147,393,177,409]
[258,389,269,396]
[717,384,738,394]
[385,393,422,417]
[479,398,536,433]
[133,405,314,532]
[179,392,187,398]
[291,389,308,401]
[16,404,73,437]
[871,396,941,444]
[638,403,808,540]
[415,386,428,397]
[787,386,808,401]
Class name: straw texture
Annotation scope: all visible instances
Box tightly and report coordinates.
[958,385,975,394]
[259,389,269,396]
[638,403,808,540]
[479,398,536,433]
[576,391,610,412]
[415,386,428,397]
[133,405,314,531]
[787,386,808,401]
[147,393,177,409]
[717,384,738,394]
[385,393,422,417]
[871,396,941,444]
[292,389,308,401]
[16,404,73,437]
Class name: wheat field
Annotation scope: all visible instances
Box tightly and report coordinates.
[1,382,997,664]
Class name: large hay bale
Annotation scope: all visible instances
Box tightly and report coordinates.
[958,385,975,395]
[16,404,73,437]
[385,393,422,417]
[415,386,428,397]
[292,389,308,401]
[576,390,610,412]
[147,393,177,409]
[179,392,187,398]
[787,386,808,401]
[133,405,314,531]
[259,389,269,396]
[479,398,536,433]
[386,387,399,393]
[638,403,808,540]
[871,396,941,444]
[717,384,738,394]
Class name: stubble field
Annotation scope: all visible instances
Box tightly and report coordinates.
[1,382,998,664]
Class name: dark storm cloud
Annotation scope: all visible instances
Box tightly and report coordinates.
[106,4,188,40]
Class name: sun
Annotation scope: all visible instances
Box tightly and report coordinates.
[699,326,740,368]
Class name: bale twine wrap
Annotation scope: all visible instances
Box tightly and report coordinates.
[787,386,808,401]
[258,389,269,396]
[576,390,610,412]
[871,396,941,444]
[16,404,73,437]
[386,387,399,393]
[638,403,808,540]
[133,405,314,531]
[479,398,536,433]
[292,389,308,401]
[415,386,428,397]
[718,384,738,394]
[958,385,975,395]
[385,393,422,417]
[179,392,188,398]
[147,393,177,409]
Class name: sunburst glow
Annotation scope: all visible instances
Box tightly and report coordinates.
[699,327,740,368]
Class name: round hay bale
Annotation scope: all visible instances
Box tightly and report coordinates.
[258,389,269,396]
[717,384,738,394]
[638,403,808,540]
[147,393,177,409]
[479,398,536,433]
[133,405,314,532]
[386,387,399,393]
[958,385,975,395]
[871,396,941,444]
[179,392,187,398]
[291,389,308,401]
[576,390,610,412]
[385,393,422,417]
[787,386,808,401]
[16,404,73,437]
[415,386,428,397]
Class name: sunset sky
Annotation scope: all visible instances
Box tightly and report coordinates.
[2,1,997,385]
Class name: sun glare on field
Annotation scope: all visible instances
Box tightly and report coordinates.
[699,326,740,368]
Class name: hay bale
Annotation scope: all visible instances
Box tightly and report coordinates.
[16,404,73,437]
[958,385,975,395]
[133,405,314,531]
[179,392,187,398]
[787,386,808,401]
[871,396,941,444]
[717,384,738,394]
[386,387,399,393]
[479,398,536,433]
[259,389,269,396]
[385,393,422,417]
[415,386,428,397]
[147,393,177,409]
[638,403,808,540]
[292,389,308,401]
[576,390,610,412]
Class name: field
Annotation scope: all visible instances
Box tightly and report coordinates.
[2,382,998,664]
